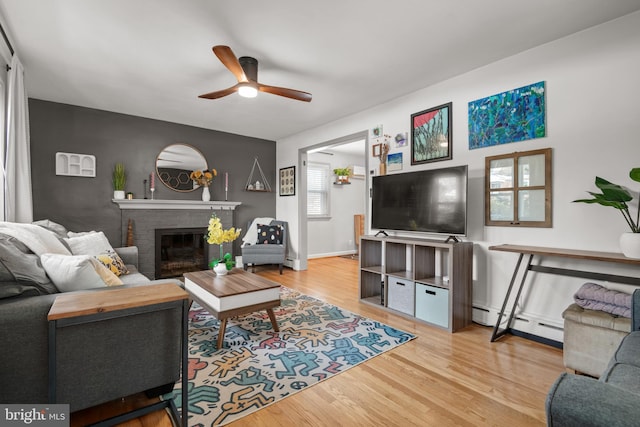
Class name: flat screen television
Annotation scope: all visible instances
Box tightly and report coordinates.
[371,165,468,236]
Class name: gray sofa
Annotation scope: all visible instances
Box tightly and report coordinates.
[546,289,640,426]
[0,227,183,412]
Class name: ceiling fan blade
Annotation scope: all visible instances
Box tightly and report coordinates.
[212,45,247,83]
[198,83,241,99]
[258,83,312,102]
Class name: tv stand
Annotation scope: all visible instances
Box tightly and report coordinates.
[444,235,461,243]
[374,230,389,237]
[359,235,473,332]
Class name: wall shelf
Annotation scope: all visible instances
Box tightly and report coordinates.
[112,199,241,210]
[244,157,272,192]
[55,152,96,177]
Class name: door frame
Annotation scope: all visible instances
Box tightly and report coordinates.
[297,130,369,270]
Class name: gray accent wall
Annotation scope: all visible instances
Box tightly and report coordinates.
[29,99,276,255]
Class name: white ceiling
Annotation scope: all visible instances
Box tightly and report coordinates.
[1,1,640,141]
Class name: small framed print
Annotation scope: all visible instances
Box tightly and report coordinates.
[372,143,381,157]
[388,152,403,171]
[279,166,296,196]
[370,124,383,139]
[395,132,408,147]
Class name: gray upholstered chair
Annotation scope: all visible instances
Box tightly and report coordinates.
[241,220,288,274]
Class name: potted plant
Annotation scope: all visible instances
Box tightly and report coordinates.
[573,168,640,258]
[112,163,126,199]
[333,167,352,184]
[205,213,242,275]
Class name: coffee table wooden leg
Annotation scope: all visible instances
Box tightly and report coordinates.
[217,318,228,349]
[266,308,279,332]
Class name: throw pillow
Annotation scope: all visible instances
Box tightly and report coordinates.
[67,230,94,238]
[242,217,275,246]
[64,231,115,256]
[0,234,58,299]
[32,219,69,239]
[256,224,282,245]
[41,254,123,292]
[92,261,123,286]
[94,251,129,276]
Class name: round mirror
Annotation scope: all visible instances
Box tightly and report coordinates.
[156,144,208,192]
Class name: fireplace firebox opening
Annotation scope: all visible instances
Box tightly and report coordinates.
[155,227,208,279]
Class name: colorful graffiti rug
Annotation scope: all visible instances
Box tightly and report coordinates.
[165,286,416,426]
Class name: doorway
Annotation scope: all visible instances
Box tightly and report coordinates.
[298,131,369,270]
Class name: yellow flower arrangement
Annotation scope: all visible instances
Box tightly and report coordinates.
[206,213,242,270]
[190,168,217,186]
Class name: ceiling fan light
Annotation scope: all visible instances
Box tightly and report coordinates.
[238,84,258,98]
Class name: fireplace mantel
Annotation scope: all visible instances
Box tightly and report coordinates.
[112,199,241,210]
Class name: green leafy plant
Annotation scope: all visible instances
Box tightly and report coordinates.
[333,167,352,176]
[112,163,126,191]
[573,168,640,233]
[209,252,235,270]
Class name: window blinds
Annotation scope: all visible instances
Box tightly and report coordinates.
[307,162,330,216]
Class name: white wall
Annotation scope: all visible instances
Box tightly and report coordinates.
[307,151,366,258]
[276,11,640,341]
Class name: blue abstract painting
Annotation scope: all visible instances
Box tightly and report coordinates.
[468,81,546,150]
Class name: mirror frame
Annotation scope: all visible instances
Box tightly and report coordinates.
[156,143,208,192]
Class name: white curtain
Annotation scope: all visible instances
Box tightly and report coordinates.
[0,71,5,220]
[4,54,32,222]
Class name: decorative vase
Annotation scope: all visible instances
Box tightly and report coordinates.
[379,162,386,176]
[113,190,125,200]
[202,186,211,201]
[213,263,228,276]
[620,232,640,259]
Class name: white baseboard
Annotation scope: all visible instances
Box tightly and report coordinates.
[473,304,564,343]
[284,258,301,270]
[308,250,357,259]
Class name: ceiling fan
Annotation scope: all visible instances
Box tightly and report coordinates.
[198,45,312,102]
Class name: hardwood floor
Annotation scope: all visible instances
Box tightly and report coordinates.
[72,257,564,426]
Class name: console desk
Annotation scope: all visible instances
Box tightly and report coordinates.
[488,244,640,342]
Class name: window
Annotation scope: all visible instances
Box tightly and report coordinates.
[485,147,552,227]
[307,162,330,218]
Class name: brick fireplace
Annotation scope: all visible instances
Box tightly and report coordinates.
[155,227,208,279]
[113,200,241,279]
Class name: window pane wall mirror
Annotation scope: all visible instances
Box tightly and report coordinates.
[156,143,208,192]
[485,147,552,227]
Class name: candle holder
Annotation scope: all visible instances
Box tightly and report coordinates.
[150,188,155,200]
[143,179,148,199]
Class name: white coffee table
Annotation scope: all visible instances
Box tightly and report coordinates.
[183,269,281,349]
